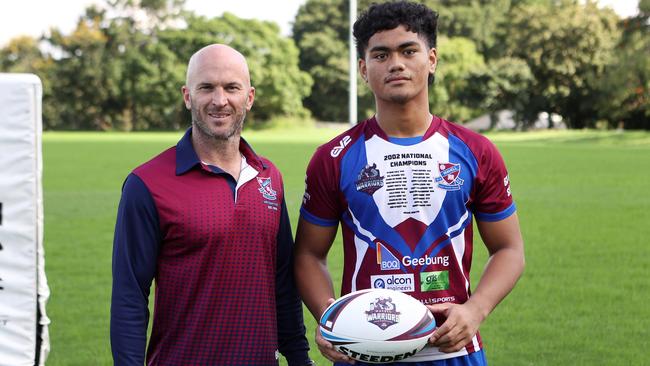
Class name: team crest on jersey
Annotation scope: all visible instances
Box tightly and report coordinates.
[434,162,464,191]
[355,163,384,195]
[256,177,277,200]
[366,296,400,330]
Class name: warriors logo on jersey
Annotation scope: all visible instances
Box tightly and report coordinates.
[356,163,384,195]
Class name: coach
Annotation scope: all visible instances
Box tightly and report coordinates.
[110,44,311,365]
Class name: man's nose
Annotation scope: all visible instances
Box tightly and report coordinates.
[211,88,228,106]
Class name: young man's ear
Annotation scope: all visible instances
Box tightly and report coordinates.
[359,58,368,83]
[428,48,438,75]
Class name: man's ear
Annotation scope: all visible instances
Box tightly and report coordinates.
[181,85,191,110]
[246,86,255,111]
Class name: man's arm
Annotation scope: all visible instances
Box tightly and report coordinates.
[294,217,354,364]
[428,213,525,352]
[274,198,312,366]
[111,174,160,365]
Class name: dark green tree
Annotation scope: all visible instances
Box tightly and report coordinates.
[293,0,503,122]
[0,36,46,73]
[499,0,621,128]
[429,36,486,122]
[160,13,313,124]
[460,57,534,128]
[595,0,649,129]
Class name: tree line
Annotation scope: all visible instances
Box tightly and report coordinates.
[1,0,648,130]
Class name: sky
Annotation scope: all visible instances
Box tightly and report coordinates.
[0,0,641,48]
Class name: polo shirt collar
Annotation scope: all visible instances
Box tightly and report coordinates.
[175,127,267,175]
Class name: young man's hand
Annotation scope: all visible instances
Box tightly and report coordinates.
[427,302,485,353]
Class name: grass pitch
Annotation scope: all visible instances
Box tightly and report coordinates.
[41,129,650,365]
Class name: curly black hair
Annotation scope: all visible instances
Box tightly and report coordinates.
[353,1,439,84]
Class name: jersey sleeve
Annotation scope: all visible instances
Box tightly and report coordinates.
[110,173,161,365]
[299,146,342,227]
[471,140,516,222]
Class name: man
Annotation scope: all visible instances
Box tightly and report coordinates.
[294,2,525,365]
[111,44,311,365]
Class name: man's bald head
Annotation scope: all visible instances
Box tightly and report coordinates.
[185,44,251,89]
[181,43,256,143]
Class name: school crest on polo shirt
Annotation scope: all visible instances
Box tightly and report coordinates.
[256,177,277,201]
[434,162,464,191]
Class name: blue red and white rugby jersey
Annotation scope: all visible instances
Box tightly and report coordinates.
[111,128,310,366]
[300,116,516,361]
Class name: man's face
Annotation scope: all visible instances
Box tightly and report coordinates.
[182,55,255,141]
[359,25,436,105]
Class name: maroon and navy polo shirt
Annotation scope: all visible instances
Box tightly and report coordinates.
[111,128,310,365]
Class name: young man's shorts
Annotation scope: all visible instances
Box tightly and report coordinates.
[334,350,487,366]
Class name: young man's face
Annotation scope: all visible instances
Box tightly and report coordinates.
[359,25,437,105]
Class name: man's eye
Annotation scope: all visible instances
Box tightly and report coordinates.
[374,53,387,60]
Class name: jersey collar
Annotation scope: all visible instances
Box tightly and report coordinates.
[366,115,441,141]
[175,127,267,175]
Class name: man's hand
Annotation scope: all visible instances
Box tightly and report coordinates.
[427,302,485,353]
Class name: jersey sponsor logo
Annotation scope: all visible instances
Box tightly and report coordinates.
[434,162,464,191]
[330,135,352,157]
[402,254,449,267]
[420,271,450,292]
[376,242,400,271]
[355,163,384,195]
[365,296,400,330]
[504,174,512,197]
[256,177,277,201]
[371,274,415,292]
[422,296,456,305]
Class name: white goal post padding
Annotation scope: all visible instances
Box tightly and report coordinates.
[0,73,50,366]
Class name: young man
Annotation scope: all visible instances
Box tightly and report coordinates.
[294,2,525,365]
[111,44,312,365]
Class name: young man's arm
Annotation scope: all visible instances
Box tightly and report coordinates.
[294,217,354,364]
[428,213,525,352]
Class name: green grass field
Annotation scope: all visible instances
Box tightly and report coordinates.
[41,129,650,365]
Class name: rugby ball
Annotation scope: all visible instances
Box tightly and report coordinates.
[319,288,436,363]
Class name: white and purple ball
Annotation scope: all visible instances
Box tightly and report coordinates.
[319,288,436,363]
